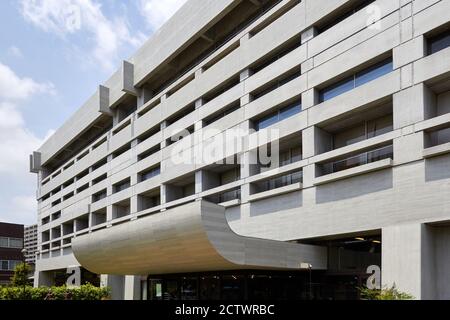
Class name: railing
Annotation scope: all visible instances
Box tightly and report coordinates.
[320,145,393,175]
[254,170,303,193]
[207,189,241,204]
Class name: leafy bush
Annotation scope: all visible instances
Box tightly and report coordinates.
[0,284,110,300]
[359,284,414,300]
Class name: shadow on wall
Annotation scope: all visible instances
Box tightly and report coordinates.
[425,153,450,182]
[316,169,393,204]
[250,191,302,217]
[225,206,241,222]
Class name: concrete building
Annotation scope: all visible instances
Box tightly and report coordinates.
[0,223,24,285]
[30,0,450,300]
[24,225,38,266]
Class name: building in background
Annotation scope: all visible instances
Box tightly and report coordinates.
[0,223,24,285]
[30,0,450,300]
[24,225,38,266]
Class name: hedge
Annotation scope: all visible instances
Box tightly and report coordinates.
[0,284,110,300]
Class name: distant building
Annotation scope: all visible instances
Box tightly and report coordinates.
[0,222,24,285]
[24,225,38,266]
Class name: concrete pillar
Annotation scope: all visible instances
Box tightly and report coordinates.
[301,26,318,45]
[34,270,54,287]
[101,274,125,300]
[382,223,436,300]
[130,195,139,214]
[160,120,169,148]
[124,275,141,300]
[301,88,318,110]
[240,68,253,82]
[393,131,424,165]
[195,98,205,132]
[161,184,183,203]
[393,83,435,130]
[137,85,152,108]
[302,126,332,159]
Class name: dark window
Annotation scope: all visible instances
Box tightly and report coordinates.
[253,171,303,193]
[138,145,161,161]
[255,100,302,131]
[252,69,301,100]
[203,76,240,103]
[318,0,376,34]
[92,157,107,171]
[93,173,107,185]
[92,189,107,203]
[204,101,240,126]
[319,58,393,102]
[113,179,131,193]
[139,166,161,182]
[320,145,393,175]
[428,30,450,55]
[251,36,302,74]
[76,183,89,193]
[112,144,131,158]
[166,103,195,126]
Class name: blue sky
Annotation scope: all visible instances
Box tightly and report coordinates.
[0,0,187,226]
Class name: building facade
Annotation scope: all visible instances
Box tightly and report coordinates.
[30,0,450,300]
[24,225,38,266]
[0,223,24,285]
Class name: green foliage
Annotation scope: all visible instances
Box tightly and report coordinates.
[0,284,110,300]
[10,263,31,287]
[359,284,414,300]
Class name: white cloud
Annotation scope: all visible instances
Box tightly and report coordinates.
[7,46,24,59]
[0,62,55,225]
[20,0,146,72]
[0,63,55,101]
[139,0,187,30]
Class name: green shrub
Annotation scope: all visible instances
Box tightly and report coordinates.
[359,284,414,300]
[0,284,110,300]
[10,263,31,287]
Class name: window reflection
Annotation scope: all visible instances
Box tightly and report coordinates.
[319,58,393,103]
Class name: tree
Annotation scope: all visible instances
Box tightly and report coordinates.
[10,263,31,287]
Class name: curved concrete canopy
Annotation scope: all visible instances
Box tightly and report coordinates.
[72,200,327,275]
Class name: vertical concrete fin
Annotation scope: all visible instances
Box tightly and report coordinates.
[98,85,112,116]
[29,151,42,173]
[122,60,137,96]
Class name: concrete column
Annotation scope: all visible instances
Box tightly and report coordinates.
[393,131,424,165]
[241,93,252,107]
[101,274,125,300]
[137,85,152,108]
[302,126,332,159]
[130,195,139,215]
[106,205,113,223]
[124,275,141,300]
[382,223,436,300]
[34,270,54,287]
[393,84,435,130]
[195,170,203,194]
[160,120,169,148]
[301,26,318,45]
[240,68,253,82]
[195,98,205,132]
[301,88,318,110]
[196,170,220,194]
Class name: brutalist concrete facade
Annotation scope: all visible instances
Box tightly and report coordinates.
[31,0,450,300]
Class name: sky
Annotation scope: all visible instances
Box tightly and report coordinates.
[0,0,187,226]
